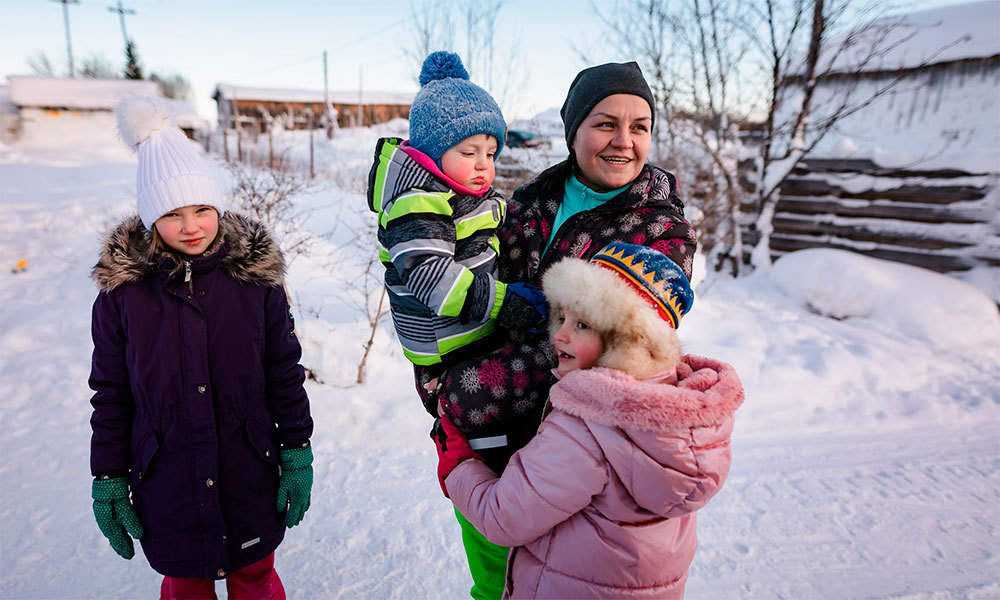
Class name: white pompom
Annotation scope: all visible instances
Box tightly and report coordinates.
[115,96,175,151]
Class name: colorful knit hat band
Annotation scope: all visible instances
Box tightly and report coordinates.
[588,242,693,329]
[591,257,678,328]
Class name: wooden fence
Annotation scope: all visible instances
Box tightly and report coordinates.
[742,159,999,273]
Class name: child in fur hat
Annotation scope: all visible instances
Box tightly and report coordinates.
[368,50,547,599]
[434,242,744,599]
[88,95,313,599]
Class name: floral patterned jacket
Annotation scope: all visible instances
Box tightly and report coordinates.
[417,161,697,472]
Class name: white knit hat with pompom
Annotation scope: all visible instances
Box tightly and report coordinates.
[115,95,224,228]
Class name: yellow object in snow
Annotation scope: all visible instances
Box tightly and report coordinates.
[12,259,27,273]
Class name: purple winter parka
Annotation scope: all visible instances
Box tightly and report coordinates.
[88,212,313,579]
[446,356,743,599]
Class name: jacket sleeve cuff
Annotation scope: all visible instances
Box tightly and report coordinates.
[489,280,507,320]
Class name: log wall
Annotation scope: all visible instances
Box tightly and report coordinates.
[742,159,999,273]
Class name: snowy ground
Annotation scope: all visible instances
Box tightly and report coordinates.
[1,124,998,600]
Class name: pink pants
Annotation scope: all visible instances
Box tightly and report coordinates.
[159,553,285,600]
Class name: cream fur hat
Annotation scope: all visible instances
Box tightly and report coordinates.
[542,243,694,378]
[115,96,224,229]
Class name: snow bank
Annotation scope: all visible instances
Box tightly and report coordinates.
[769,248,1000,349]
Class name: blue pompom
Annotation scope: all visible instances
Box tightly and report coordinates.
[419,51,470,86]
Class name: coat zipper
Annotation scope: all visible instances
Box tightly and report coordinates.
[184,260,193,293]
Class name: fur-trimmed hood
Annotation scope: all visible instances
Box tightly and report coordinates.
[548,355,742,517]
[550,355,743,431]
[543,255,684,378]
[91,212,285,292]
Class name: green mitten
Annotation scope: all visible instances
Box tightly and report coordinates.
[92,476,144,559]
[276,446,313,528]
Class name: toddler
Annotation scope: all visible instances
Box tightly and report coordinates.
[367,51,546,599]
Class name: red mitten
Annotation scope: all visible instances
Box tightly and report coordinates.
[431,416,483,498]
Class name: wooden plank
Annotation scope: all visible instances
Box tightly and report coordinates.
[779,179,986,204]
[775,196,988,224]
[797,158,978,178]
[771,217,974,250]
[740,230,997,271]
[767,236,978,272]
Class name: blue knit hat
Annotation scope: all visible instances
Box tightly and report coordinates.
[408,51,507,162]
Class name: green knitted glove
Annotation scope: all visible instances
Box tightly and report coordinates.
[92,476,144,559]
[276,446,313,528]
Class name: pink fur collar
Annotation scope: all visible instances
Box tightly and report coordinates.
[549,355,744,431]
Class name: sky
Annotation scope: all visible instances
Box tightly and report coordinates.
[0,0,980,123]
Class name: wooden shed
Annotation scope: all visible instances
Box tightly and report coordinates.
[212,84,413,132]
[744,0,999,279]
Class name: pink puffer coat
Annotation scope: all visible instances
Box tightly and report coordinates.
[446,355,743,599]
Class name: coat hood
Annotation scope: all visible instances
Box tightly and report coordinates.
[550,355,742,517]
[550,355,743,430]
[91,211,285,292]
[366,137,453,217]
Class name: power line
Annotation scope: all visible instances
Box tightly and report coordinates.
[220,0,448,86]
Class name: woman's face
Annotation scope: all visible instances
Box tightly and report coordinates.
[571,94,652,192]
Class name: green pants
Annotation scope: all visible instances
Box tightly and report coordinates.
[454,507,508,600]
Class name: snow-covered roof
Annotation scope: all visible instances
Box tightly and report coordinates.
[6,76,159,110]
[213,83,414,106]
[822,0,1000,74]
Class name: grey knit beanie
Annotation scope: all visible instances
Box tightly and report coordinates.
[560,61,655,147]
[408,51,507,162]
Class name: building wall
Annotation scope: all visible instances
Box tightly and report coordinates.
[745,57,1000,279]
[216,98,409,131]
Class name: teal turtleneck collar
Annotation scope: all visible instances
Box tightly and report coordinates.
[543,174,630,256]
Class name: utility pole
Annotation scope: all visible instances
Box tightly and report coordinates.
[107,1,136,49]
[51,0,79,77]
[323,50,333,139]
[357,66,363,127]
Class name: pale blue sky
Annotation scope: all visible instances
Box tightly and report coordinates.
[0,0,972,122]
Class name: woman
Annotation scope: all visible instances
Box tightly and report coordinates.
[419,61,697,599]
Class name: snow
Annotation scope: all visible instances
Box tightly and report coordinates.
[777,0,1000,173]
[164,99,210,132]
[824,0,1000,74]
[804,63,1000,172]
[1,118,999,600]
[6,76,159,110]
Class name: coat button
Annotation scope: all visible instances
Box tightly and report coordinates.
[217,569,226,577]
[198,290,205,296]
[206,478,215,487]
[264,450,271,458]
[197,385,207,394]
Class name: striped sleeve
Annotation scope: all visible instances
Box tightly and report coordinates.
[380,190,478,318]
